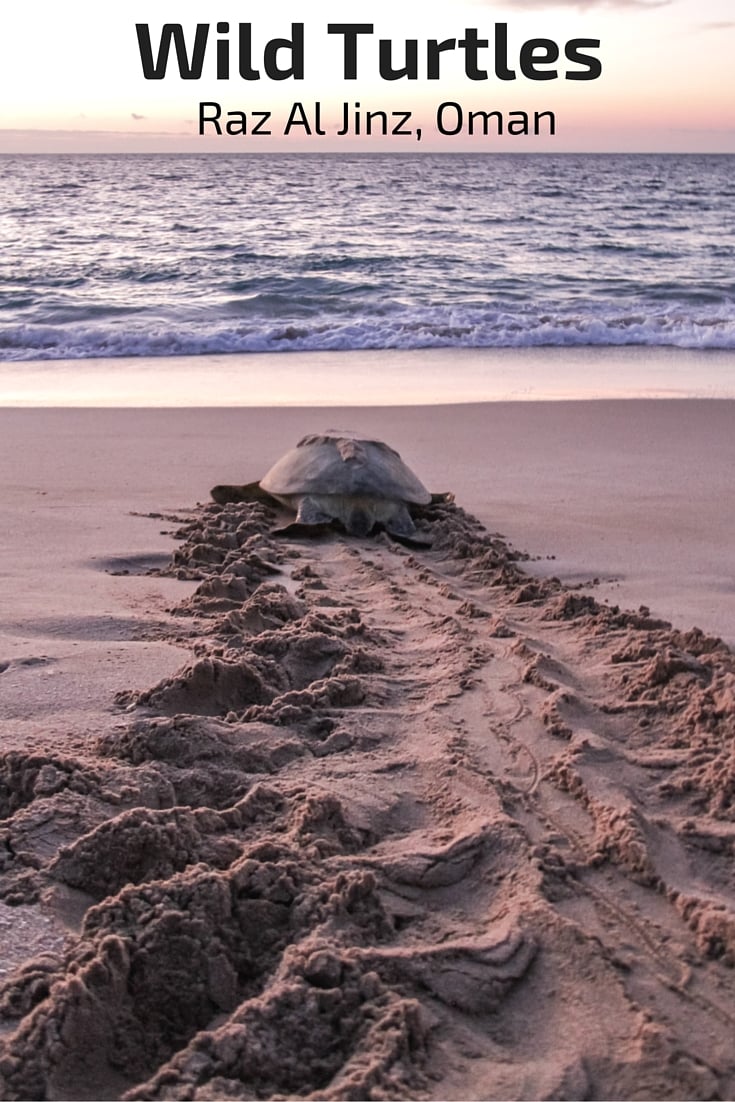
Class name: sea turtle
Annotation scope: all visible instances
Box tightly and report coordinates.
[211,430,450,545]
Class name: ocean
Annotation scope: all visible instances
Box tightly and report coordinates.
[1,152,734,403]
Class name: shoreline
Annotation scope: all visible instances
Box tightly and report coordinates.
[1,346,734,406]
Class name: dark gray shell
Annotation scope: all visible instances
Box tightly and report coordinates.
[260,432,431,505]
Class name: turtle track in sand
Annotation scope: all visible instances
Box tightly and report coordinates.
[1,498,735,1099]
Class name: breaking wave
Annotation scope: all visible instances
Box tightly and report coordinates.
[1,304,734,361]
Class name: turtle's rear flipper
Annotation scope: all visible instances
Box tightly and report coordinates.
[211,481,275,506]
[271,521,334,540]
[383,505,432,550]
[386,531,432,550]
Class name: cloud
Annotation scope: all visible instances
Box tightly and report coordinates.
[698,21,735,31]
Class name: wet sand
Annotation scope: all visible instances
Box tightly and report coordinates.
[2,346,734,407]
[1,401,735,1100]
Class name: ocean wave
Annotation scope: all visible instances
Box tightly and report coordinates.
[3,152,735,365]
[2,306,734,361]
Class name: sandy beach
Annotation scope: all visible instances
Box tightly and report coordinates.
[2,398,735,1100]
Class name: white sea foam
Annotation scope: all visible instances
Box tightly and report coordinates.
[1,308,733,362]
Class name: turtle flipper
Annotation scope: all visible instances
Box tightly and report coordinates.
[270,496,338,539]
[385,530,432,550]
[271,521,334,540]
[210,481,276,506]
[383,503,432,549]
[384,502,417,538]
[294,495,336,527]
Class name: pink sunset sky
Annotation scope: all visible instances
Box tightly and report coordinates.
[1,0,733,153]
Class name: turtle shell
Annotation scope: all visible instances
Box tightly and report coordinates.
[260,432,431,505]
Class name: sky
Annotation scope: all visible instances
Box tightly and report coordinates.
[0,0,733,153]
